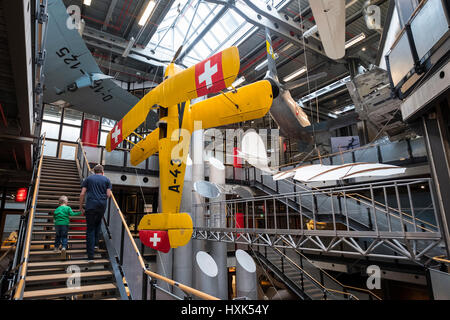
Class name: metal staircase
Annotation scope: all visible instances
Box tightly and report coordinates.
[9,155,121,300]
[251,245,382,300]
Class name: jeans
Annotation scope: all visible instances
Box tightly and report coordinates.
[55,225,69,249]
[85,211,103,260]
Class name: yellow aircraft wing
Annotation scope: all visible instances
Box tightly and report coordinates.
[106,46,240,152]
[189,80,274,130]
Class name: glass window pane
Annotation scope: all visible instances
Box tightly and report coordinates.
[43,140,58,157]
[63,109,83,126]
[43,105,62,122]
[41,122,60,139]
[84,113,101,121]
[61,125,80,142]
[100,131,108,146]
[102,118,116,131]
[60,144,76,160]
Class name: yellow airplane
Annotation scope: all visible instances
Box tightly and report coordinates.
[106,46,274,253]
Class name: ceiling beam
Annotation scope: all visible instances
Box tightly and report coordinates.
[176,4,229,63]
[102,0,119,31]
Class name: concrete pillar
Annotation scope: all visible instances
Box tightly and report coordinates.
[208,157,228,299]
[173,155,194,297]
[194,251,218,298]
[191,129,206,288]
[235,249,257,300]
[422,109,450,256]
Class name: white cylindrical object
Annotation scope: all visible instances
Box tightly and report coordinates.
[194,251,218,298]
[191,129,206,288]
[173,155,193,298]
[208,157,228,299]
[235,249,257,300]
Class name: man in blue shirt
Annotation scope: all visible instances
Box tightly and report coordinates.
[79,164,112,262]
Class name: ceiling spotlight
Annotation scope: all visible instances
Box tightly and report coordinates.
[361,47,366,51]
[139,0,156,26]
[283,66,307,82]
[83,0,92,5]
[255,60,268,71]
[345,33,366,49]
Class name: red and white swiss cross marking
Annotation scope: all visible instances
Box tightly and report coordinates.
[109,119,123,151]
[139,230,171,253]
[195,52,226,97]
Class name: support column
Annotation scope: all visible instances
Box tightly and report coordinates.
[194,251,218,298]
[173,155,194,298]
[422,105,450,256]
[209,157,228,299]
[235,249,257,300]
[191,128,206,290]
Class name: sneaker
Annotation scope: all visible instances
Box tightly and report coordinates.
[53,247,60,253]
[61,247,67,260]
[87,259,95,264]
[94,246,99,252]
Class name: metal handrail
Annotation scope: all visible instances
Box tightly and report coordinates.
[210,168,438,233]
[270,246,358,300]
[77,140,219,300]
[432,256,450,264]
[12,134,46,299]
[281,240,382,300]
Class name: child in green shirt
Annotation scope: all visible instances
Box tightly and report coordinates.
[54,195,82,257]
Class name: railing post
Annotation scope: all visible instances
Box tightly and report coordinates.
[383,186,392,232]
[273,198,277,230]
[264,200,267,229]
[286,197,289,230]
[299,254,304,291]
[406,184,418,232]
[343,191,350,231]
[394,181,406,233]
[107,197,111,227]
[369,184,379,235]
[150,279,157,300]
[120,223,125,265]
[142,270,148,300]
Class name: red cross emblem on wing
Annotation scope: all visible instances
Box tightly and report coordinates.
[195,52,226,97]
[109,119,123,151]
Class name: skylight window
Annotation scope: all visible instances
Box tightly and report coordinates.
[147,0,253,66]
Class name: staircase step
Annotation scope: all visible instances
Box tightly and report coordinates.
[38,191,80,196]
[37,201,80,208]
[38,188,81,194]
[25,270,113,284]
[29,249,103,256]
[32,231,86,236]
[36,195,81,202]
[31,239,86,245]
[33,223,86,228]
[34,214,85,220]
[27,259,109,269]
[23,283,116,299]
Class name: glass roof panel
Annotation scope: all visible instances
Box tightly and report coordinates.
[147,0,255,66]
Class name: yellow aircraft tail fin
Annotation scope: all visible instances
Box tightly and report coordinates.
[138,213,193,253]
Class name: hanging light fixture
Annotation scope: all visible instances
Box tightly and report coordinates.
[139,0,156,26]
[283,66,307,82]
